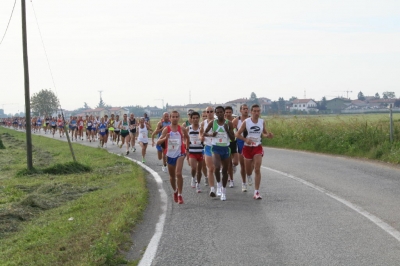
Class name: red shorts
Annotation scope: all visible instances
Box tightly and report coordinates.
[242,145,263,160]
[189,153,203,161]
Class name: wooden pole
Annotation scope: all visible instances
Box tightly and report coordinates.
[21,0,33,170]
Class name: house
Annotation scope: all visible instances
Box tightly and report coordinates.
[325,98,351,113]
[166,103,213,115]
[290,99,318,113]
[143,106,163,117]
[108,107,129,117]
[367,99,396,109]
[258,97,272,113]
[345,100,368,110]
[225,98,249,115]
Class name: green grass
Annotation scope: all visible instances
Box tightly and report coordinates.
[264,114,400,164]
[0,127,148,265]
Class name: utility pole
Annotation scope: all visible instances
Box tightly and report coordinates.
[21,0,33,170]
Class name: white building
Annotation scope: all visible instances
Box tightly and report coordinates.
[290,99,318,113]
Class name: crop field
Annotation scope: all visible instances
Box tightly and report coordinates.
[263,114,400,164]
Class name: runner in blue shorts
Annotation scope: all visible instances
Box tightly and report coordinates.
[204,106,235,201]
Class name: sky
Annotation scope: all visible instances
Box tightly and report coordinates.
[1,0,400,115]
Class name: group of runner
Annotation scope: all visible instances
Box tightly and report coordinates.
[153,103,273,204]
[2,104,273,204]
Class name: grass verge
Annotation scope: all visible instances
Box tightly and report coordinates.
[0,127,147,265]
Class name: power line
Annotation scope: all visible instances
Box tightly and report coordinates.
[0,0,17,46]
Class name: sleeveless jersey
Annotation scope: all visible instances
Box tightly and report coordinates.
[202,119,213,147]
[188,125,203,153]
[137,125,149,143]
[121,120,129,133]
[244,117,263,146]
[211,119,229,147]
[165,125,185,158]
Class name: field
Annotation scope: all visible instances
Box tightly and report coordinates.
[0,127,147,265]
[263,114,400,164]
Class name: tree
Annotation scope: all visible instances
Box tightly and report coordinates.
[271,101,279,113]
[383,91,396,99]
[83,102,91,109]
[357,91,365,101]
[319,96,327,110]
[97,97,106,108]
[31,89,59,116]
[289,96,298,102]
[278,97,286,112]
[375,93,380,99]
[248,92,258,107]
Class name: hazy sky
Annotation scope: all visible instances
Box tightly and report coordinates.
[1,0,400,115]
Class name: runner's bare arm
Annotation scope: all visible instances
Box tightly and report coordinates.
[262,121,274,139]
[156,127,169,146]
[235,120,250,144]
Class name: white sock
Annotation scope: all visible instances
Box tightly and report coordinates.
[222,187,226,194]
[217,182,221,188]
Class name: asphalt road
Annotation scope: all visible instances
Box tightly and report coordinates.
[18,128,400,265]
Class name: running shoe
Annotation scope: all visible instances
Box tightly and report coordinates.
[247,176,253,186]
[133,147,136,152]
[173,190,178,203]
[119,144,123,148]
[216,186,222,197]
[177,195,184,204]
[162,166,167,173]
[142,157,145,163]
[126,151,129,155]
[221,193,226,201]
[204,177,209,186]
[191,177,196,188]
[196,183,201,193]
[209,188,216,197]
[229,180,234,188]
[253,191,262,200]
[233,165,237,174]
[242,183,247,192]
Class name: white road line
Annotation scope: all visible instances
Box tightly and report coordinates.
[262,166,400,243]
[116,156,168,266]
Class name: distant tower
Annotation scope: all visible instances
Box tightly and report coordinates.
[304,89,306,99]
[98,90,103,101]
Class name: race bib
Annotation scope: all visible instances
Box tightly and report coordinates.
[100,128,105,133]
[88,122,92,126]
[142,133,147,138]
[249,137,260,146]
[190,135,200,145]
[216,132,228,144]
[168,138,181,151]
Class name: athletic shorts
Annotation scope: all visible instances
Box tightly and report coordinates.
[87,126,92,131]
[130,129,136,134]
[51,126,56,129]
[212,145,230,160]
[99,132,106,136]
[189,153,203,161]
[237,139,245,154]
[109,127,114,131]
[204,145,212,157]
[105,129,108,134]
[58,125,64,129]
[114,130,120,135]
[70,126,77,131]
[242,145,264,160]
[229,140,238,154]
[156,142,166,152]
[121,131,129,138]
[167,154,185,166]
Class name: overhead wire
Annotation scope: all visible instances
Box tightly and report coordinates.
[0,0,17,46]
[30,1,63,115]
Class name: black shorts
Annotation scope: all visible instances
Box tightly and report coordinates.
[114,130,120,135]
[130,129,136,134]
[229,140,238,154]
[121,131,129,138]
